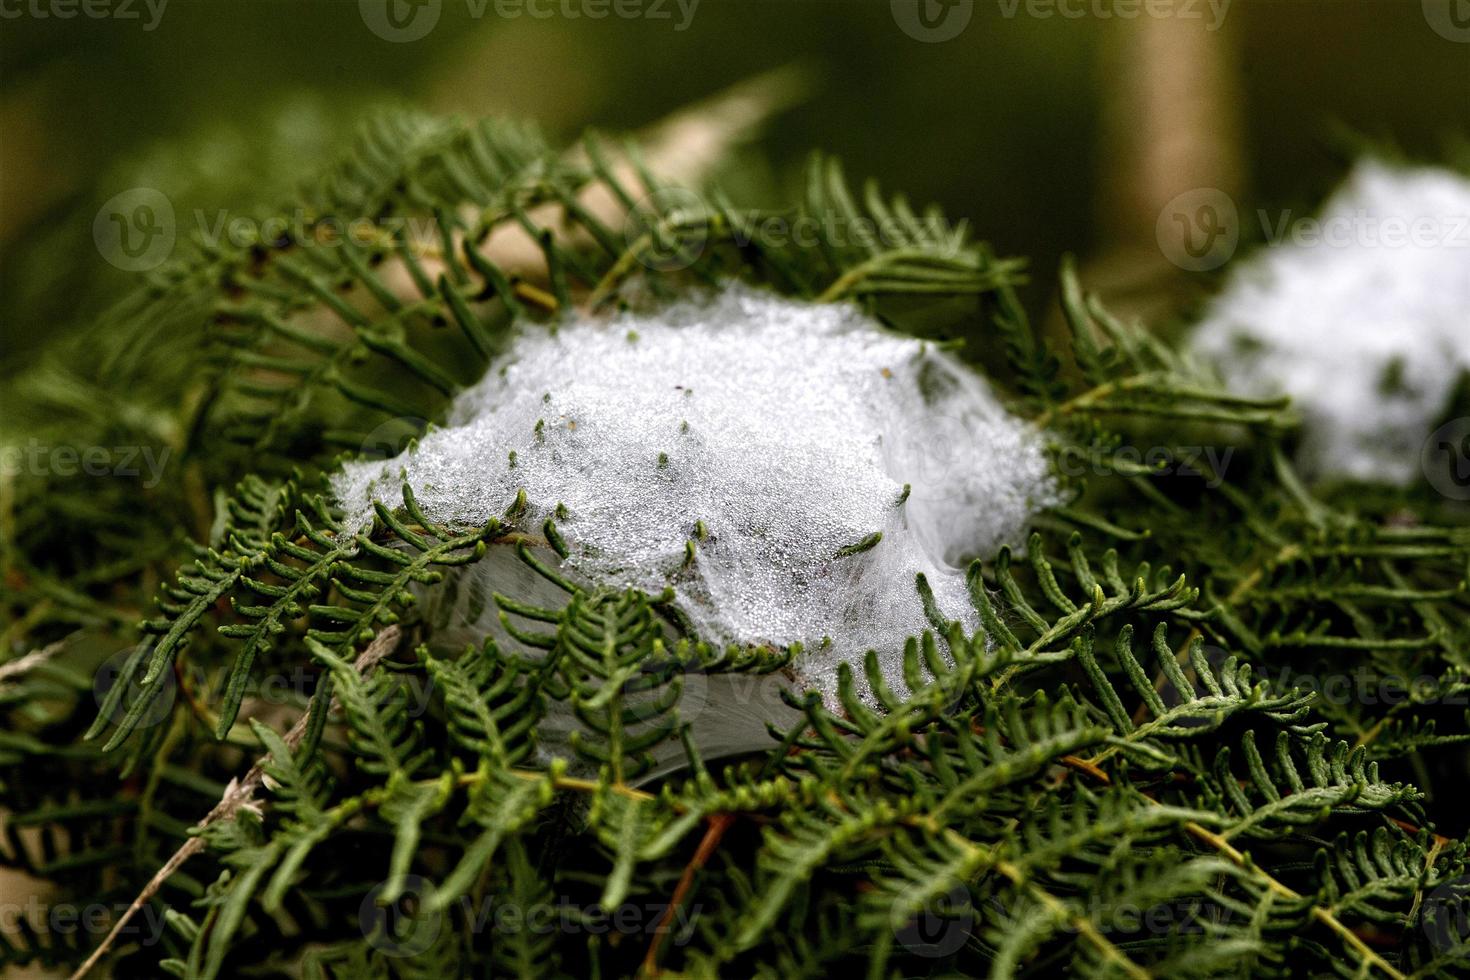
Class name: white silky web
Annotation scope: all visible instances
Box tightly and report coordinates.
[334,285,1060,695]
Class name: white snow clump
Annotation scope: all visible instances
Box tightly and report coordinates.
[1190,160,1470,483]
[333,284,1059,696]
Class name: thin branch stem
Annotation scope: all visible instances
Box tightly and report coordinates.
[68,626,404,980]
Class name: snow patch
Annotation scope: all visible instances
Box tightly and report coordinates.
[1190,160,1470,483]
[333,285,1059,696]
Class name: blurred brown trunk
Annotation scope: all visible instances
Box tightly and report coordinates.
[1086,14,1245,323]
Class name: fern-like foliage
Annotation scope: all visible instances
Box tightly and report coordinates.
[2,107,1469,980]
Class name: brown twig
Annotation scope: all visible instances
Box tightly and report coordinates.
[1062,726,1409,979]
[68,625,402,980]
[641,812,735,977]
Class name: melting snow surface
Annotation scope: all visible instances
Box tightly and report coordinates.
[334,285,1059,695]
[1190,160,1470,483]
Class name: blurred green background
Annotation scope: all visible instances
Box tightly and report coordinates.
[3,0,1468,366]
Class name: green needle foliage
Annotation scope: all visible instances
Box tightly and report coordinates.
[2,109,1469,980]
